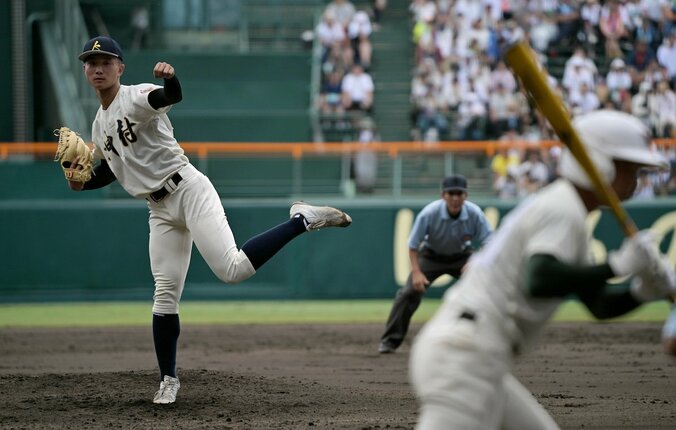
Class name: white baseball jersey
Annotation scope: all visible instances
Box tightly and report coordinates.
[446,179,591,352]
[410,179,588,429]
[91,84,189,198]
[88,83,256,315]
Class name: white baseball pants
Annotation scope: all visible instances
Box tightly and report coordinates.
[409,305,560,430]
[148,164,255,314]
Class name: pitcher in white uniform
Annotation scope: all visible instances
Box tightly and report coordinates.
[67,36,352,405]
[409,110,676,430]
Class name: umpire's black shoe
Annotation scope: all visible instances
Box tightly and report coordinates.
[378,342,396,354]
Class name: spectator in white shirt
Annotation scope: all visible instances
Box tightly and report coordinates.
[528,10,559,51]
[606,58,633,92]
[639,0,673,32]
[482,0,503,23]
[465,18,491,53]
[656,32,676,82]
[564,47,599,77]
[457,92,487,140]
[488,83,520,138]
[415,85,450,141]
[569,82,601,114]
[433,12,456,62]
[649,80,676,137]
[563,56,596,95]
[326,0,356,29]
[441,72,463,110]
[454,0,483,28]
[489,61,517,93]
[317,10,348,63]
[580,0,602,44]
[348,10,373,69]
[631,80,654,125]
[410,0,437,24]
[516,149,550,196]
[341,62,375,112]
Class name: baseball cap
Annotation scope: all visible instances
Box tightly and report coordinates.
[79,36,124,62]
[442,175,468,193]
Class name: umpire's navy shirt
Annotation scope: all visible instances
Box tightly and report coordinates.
[408,200,492,255]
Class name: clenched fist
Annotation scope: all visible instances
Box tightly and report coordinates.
[153,62,175,79]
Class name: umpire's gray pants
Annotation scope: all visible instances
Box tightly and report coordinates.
[380,249,470,349]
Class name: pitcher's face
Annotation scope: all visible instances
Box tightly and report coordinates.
[84,55,124,91]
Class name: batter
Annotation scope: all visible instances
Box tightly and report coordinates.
[409,110,675,429]
[67,36,352,404]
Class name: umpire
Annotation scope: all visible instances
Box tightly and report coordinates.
[378,175,493,353]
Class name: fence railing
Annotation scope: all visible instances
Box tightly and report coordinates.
[2,139,674,199]
[5,139,676,158]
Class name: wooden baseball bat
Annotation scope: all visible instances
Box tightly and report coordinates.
[503,41,638,237]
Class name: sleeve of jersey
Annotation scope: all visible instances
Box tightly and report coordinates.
[524,209,586,265]
[131,84,170,120]
[407,211,429,250]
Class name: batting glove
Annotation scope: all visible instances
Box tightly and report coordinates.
[608,230,657,277]
[630,254,676,302]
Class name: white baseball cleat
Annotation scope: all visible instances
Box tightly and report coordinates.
[153,375,180,404]
[290,201,352,231]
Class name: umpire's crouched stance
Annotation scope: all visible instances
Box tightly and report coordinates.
[378,175,492,353]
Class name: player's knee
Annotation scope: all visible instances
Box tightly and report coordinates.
[215,250,256,284]
[153,279,181,314]
[153,292,179,314]
[217,268,250,284]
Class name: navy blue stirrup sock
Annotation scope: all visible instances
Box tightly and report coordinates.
[241,216,307,269]
[152,313,180,379]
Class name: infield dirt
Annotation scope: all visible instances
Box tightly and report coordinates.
[1,322,675,429]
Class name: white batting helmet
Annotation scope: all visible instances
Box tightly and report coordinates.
[558,110,668,189]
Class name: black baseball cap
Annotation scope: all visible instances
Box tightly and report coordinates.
[79,36,124,62]
[442,175,467,193]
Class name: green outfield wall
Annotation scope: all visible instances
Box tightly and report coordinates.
[1,198,675,302]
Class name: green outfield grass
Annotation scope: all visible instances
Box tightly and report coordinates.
[0,299,672,328]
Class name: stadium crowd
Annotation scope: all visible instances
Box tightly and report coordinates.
[316,0,378,131]
[408,0,675,198]
[311,0,674,198]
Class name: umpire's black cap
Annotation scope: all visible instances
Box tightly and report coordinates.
[442,175,468,193]
[79,36,124,62]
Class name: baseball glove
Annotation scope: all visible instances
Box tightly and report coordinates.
[54,127,94,183]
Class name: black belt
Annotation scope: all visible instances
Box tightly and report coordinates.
[149,172,182,202]
[421,247,472,263]
[459,310,476,321]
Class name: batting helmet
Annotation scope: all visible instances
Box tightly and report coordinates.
[558,110,668,189]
